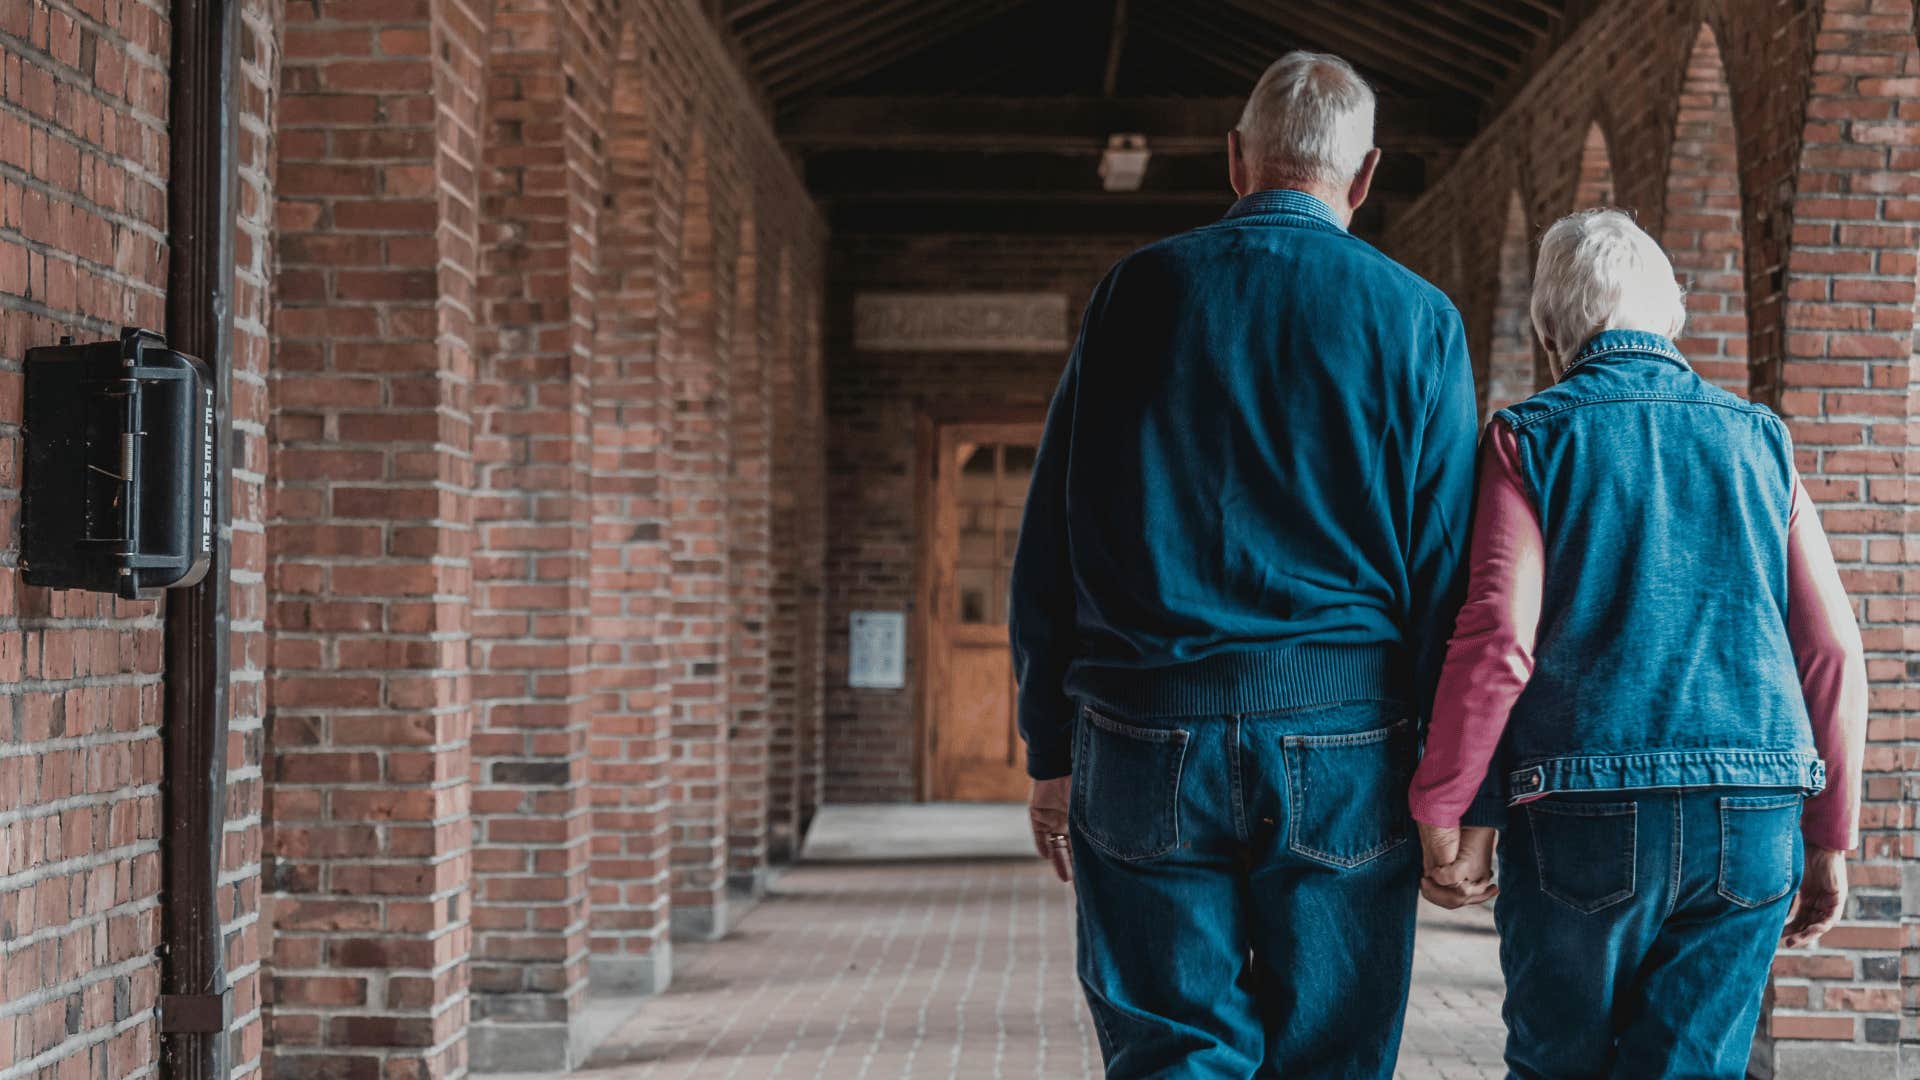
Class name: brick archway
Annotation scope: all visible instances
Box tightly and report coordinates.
[1574,121,1616,208]
[1660,22,1751,397]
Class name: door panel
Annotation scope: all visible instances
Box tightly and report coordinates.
[926,422,1043,802]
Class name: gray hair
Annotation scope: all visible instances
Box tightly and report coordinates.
[1530,209,1687,375]
[1235,52,1376,188]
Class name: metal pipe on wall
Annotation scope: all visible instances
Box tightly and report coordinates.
[159,0,238,1075]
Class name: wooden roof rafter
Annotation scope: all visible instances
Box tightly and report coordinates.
[1172,0,1434,100]
[770,0,1032,102]
[1223,0,1500,98]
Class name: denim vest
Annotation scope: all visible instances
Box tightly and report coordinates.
[1492,330,1824,802]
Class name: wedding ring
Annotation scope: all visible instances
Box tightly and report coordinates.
[1046,833,1070,847]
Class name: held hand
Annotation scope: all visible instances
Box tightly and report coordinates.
[1781,846,1847,949]
[1417,822,1499,909]
[1029,776,1074,884]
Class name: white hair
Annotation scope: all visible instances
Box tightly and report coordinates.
[1530,209,1687,376]
[1235,52,1376,187]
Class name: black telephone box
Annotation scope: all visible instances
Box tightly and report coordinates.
[22,328,213,600]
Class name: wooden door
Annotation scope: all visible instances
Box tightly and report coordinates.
[924,421,1043,801]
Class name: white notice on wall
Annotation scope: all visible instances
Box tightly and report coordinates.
[848,611,907,690]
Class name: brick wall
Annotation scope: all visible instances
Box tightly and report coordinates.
[268,0,825,1071]
[1382,0,1919,1071]
[5,0,826,1076]
[0,0,273,1076]
[821,233,1153,803]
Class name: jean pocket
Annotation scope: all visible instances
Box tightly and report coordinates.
[1527,800,1637,914]
[1283,717,1415,870]
[1070,709,1190,861]
[1718,794,1802,908]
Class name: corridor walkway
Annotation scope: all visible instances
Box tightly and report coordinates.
[571,807,1506,1079]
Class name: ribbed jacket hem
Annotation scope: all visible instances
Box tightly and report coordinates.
[1062,643,1407,719]
[1508,750,1826,802]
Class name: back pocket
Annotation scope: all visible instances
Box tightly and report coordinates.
[1718,794,1801,908]
[1070,709,1190,861]
[1527,801,1637,914]
[1283,718,1415,870]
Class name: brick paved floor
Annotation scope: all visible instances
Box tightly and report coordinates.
[578,859,1507,1079]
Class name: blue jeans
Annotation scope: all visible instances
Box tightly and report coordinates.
[1497,789,1805,1079]
[1069,699,1419,1079]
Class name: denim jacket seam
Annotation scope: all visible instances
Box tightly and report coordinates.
[1505,393,1782,431]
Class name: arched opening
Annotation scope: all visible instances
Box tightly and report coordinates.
[1486,190,1536,416]
[1575,121,1616,208]
[1660,23,1751,397]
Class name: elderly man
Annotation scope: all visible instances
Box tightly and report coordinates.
[1010,52,1480,1077]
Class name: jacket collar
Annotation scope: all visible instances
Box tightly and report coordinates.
[1562,329,1689,377]
[1222,188,1346,232]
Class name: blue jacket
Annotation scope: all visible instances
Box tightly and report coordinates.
[1493,330,1823,801]
[1010,189,1480,779]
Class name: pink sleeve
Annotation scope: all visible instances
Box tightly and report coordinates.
[1785,477,1868,852]
[1409,420,1544,827]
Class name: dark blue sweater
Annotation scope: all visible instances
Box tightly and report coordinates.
[1010,189,1479,779]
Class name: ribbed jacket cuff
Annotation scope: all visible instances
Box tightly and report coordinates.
[1025,742,1072,780]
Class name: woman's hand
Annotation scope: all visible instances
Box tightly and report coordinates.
[1417,822,1499,909]
[1030,776,1074,883]
[1781,846,1848,949]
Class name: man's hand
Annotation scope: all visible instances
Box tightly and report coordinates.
[1781,846,1848,949]
[1029,776,1074,883]
[1417,822,1498,909]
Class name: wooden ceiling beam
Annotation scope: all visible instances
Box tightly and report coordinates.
[770,0,1029,102]
[1138,9,1267,84]
[738,0,860,45]
[1329,0,1526,69]
[1172,2,1440,100]
[1225,0,1498,98]
[778,96,1477,153]
[1102,0,1130,97]
[800,149,1428,200]
[752,0,931,75]
[1442,0,1555,36]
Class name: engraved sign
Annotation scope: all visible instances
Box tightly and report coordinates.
[854,292,1069,352]
[848,610,907,690]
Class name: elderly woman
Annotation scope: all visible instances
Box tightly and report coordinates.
[1408,210,1867,1078]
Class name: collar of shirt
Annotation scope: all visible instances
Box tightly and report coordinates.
[1222,188,1346,231]
[1563,329,1689,377]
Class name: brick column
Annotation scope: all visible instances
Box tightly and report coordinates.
[1760,1,1918,1071]
[667,128,739,940]
[766,255,803,862]
[796,286,829,835]
[267,0,486,1074]
[726,210,775,895]
[586,34,687,990]
[464,0,607,1066]
[226,0,284,1071]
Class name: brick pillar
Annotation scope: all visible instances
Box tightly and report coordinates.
[226,0,284,1070]
[586,33,686,990]
[766,254,803,863]
[1660,23,1750,398]
[463,0,615,1067]
[668,127,739,940]
[796,285,829,836]
[1759,2,1918,1071]
[267,0,485,1073]
[726,209,775,895]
